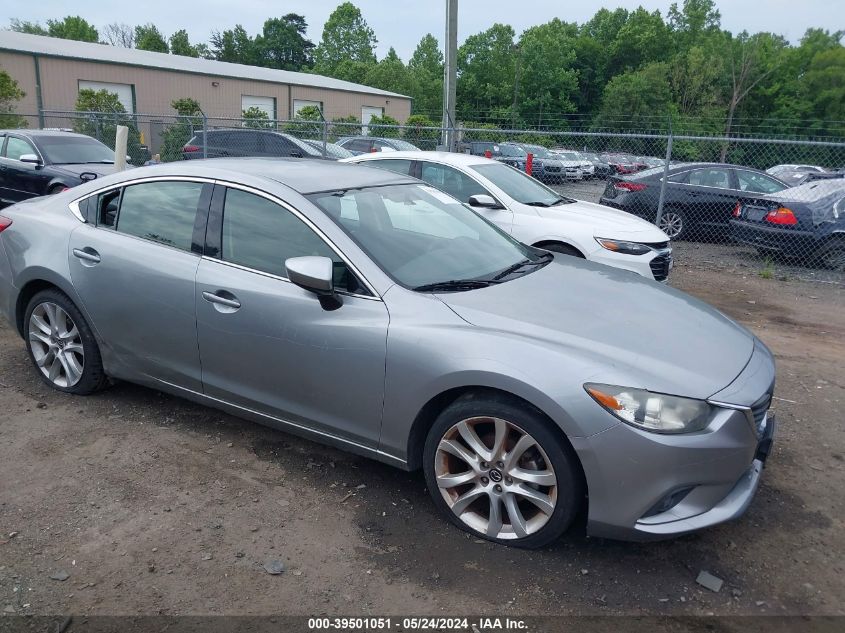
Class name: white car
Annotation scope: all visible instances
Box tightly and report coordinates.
[551,149,596,179]
[342,151,673,281]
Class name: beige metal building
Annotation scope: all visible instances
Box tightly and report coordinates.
[0,30,412,128]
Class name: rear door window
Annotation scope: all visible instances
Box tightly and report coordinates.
[114,181,204,251]
[419,162,490,203]
[688,168,731,189]
[4,136,36,160]
[362,159,413,176]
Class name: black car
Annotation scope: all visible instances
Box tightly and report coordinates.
[730,180,845,270]
[183,129,330,161]
[0,130,120,204]
[600,162,789,240]
[335,136,421,155]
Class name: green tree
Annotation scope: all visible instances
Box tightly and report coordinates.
[313,2,377,77]
[256,14,315,70]
[169,30,200,57]
[516,19,580,128]
[403,114,439,149]
[0,68,27,128]
[364,48,413,96]
[285,104,324,137]
[408,34,443,116]
[135,24,169,53]
[594,62,675,131]
[803,47,845,135]
[211,25,257,64]
[668,0,721,48]
[330,114,361,139]
[608,8,673,71]
[160,98,203,162]
[456,24,517,124]
[103,23,134,47]
[242,106,273,129]
[74,89,144,163]
[367,113,400,138]
[11,16,98,41]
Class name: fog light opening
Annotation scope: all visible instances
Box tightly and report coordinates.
[641,486,695,519]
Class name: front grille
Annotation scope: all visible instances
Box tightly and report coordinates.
[643,241,670,250]
[545,165,561,172]
[649,254,671,281]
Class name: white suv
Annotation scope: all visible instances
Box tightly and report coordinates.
[343,151,673,281]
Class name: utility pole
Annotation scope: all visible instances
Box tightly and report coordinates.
[441,0,458,152]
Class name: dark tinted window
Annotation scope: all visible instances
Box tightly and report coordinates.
[689,168,731,188]
[221,188,362,292]
[212,131,260,153]
[96,189,121,228]
[38,136,114,164]
[116,181,203,250]
[263,134,297,156]
[347,138,372,153]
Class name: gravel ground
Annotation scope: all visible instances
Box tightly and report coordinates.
[0,262,843,619]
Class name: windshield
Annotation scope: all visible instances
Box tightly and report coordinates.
[39,136,115,164]
[555,151,580,161]
[309,183,543,290]
[525,146,551,158]
[500,144,527,158]
[471,162,573,206]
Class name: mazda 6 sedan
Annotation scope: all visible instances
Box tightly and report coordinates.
[0,159,776,547]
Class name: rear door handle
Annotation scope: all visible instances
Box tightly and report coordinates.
[202,291,241,309]
[72,247,101,264]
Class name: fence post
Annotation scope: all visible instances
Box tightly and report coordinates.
[202,113,208,160]
[655,120,674,230]
[321,113,329,159]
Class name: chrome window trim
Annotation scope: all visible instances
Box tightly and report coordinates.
[69,174,381,299]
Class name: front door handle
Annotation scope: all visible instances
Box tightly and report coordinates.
[72,247,101,264]
[202,291,241,309]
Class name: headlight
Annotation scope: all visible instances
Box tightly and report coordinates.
[595,237,652,256]
[584,383,712,434]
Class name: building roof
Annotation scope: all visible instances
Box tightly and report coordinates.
[0,30,410,100]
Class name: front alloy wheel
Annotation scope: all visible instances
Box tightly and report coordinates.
[29,302,85,388]
[423,394,583,548]
[434,417,558,540]
[658,210,685,239]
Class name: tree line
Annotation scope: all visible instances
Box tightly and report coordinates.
[5,0,845,138]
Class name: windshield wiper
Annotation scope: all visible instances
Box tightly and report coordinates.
[412,279,498,293]
[491,253,551,281]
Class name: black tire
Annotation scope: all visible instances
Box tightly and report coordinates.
[541,242,584,258]
[423,392,584,549]
[657,207,688,241]
[814,238,845,272]
[24,288,109,395]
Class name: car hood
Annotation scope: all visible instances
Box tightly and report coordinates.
[523,199,669,242]
[50,163,122,179]
[437,258,755,401]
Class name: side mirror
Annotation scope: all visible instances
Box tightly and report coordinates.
[285,256,342,310]
[468,194,501,209]
[20,154,41,166]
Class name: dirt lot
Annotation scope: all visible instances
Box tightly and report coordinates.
[0,265,843,619]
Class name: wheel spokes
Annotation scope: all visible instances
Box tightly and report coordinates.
[450,485,486,516]
[503,493,528,538]
[512,483,555,515]
[28,302,85,388]
[436,470,476,488]
[457,420,494,462]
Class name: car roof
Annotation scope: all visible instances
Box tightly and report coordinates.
[345,150,494,167]
[109,158,419,194]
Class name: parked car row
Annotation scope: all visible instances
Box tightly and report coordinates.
[0,157,777,548]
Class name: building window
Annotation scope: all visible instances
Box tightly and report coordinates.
[241,95,276,119]
[293,100,323,117]
[78,80,134,113]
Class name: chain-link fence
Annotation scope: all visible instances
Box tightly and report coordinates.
[20,110,845,280]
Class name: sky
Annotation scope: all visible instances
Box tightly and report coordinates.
[1,0,838,60]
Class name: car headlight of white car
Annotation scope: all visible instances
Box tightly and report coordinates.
[595,237,652,256]
[585,383,712,434]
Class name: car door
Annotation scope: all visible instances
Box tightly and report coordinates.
[195,184,389,447]
[0,135,47,202]
[416,161,513,233]
[68,178,212,391]
[682,167,738,230]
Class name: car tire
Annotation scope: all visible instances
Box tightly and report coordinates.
[541,242,583,258]
[423,392,584,549]
[814,238,845,272]
[24,289,109,395]
[657,208,687,240]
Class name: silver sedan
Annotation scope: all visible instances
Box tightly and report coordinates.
[0,159,776,547]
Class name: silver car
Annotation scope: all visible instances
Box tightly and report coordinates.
[0,159,776,548]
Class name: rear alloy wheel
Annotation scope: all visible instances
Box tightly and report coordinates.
[815,239,845,272]
[657,209,686,240]
[423,395,582,548]
[25,289,108,394]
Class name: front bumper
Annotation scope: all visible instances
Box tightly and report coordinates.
[576,341,775,541]
[588,246,673,282]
